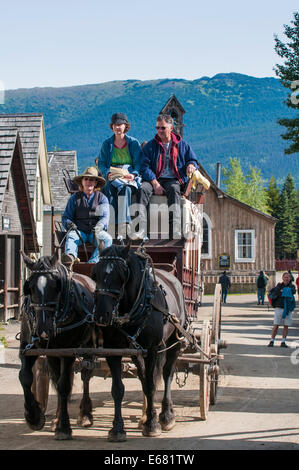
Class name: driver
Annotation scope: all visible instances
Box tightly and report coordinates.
[61,167,112,265]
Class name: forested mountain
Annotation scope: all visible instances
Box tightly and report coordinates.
[1,73,298,185]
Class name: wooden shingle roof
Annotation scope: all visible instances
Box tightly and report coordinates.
[0,127,39,253]
[0,113,52,204]
[0,127,18,210]
[45,150,78,212]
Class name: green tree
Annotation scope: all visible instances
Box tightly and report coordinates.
[245,166,269,213]
[222,157,246,200]
[222,157,269,213]
[275,174,298,258]
[266,176,280,217]
[274,11,299,154]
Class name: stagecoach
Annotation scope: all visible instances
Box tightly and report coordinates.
[20,170,226,438]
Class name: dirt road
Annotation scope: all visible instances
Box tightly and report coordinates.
[1,293,299,451]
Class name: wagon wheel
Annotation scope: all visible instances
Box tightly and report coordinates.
[210,284,222,405]
[199,320,211,420]
[31,357,50,413]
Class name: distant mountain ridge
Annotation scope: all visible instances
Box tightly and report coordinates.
[1,73,298,186]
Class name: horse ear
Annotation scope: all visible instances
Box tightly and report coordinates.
[91,264,97,281]
[20,250,35,271]
[23,280,30,296]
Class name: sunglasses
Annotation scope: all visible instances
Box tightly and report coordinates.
[155,126,168,130]
[83,177,96,181]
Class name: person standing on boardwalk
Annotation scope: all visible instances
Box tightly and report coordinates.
[268,272,296,348]
[256,270,267,305]
[219,271,231,303]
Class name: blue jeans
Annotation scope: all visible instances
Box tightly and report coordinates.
[103,179,140,224]
[257,288,265,304]
[64,229,112,263]
[222,288,228,303]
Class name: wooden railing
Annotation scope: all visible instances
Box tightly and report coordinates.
[275,259,299,271]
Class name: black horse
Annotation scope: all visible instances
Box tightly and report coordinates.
[91,242,190,441]
[19,251,97,440]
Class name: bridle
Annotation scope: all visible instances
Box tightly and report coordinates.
[24,264,93,341]
[94,256,131,325]
[94,252,159,331]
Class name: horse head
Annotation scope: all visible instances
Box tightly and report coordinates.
[21,251,65,343]
[91,243,131,326]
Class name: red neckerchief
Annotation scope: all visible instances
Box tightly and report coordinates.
[154,132,182,183]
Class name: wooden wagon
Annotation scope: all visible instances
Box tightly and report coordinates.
[25,173,227,422]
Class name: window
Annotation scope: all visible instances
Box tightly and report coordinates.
[201,213,212,258]
[235,230,255,262]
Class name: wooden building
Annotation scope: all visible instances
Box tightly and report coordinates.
[0,128,38,321]
[199,165,276,293]
[0,114,52,254]
[43,150,78,255]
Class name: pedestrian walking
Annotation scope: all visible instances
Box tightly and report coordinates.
[219,271,231,303]
[267,272,296,348]
[256,270,267,305]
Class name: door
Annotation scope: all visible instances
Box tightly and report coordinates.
[0,235,21,321]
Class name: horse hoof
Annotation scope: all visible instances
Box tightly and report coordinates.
[160,418,176,431]
[142,423,162,437]
[77,415,93,428]
[26,412,46,431]
[138,417,147,429]
[55,431,73,440]
[108,429,127,442]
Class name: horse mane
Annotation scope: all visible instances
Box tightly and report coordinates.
[31,256,59,272]
[97,244,140,276]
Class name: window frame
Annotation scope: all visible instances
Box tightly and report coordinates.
[201,213,212,259]
[234,229,255,263]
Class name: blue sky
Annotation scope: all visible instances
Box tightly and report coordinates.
[1,0,298,90]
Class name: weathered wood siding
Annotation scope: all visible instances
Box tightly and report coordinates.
[0,169,22,235]
[201,187,276,292]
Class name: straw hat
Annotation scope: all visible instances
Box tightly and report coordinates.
[73,167,106,188]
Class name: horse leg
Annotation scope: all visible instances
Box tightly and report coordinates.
[19,355,46,431]
[142,352,161,437]
[48,357,74,440]
[77,365,93,428]
[106,356,126,442]
[138,394,147,429]
[132,356,147,429]
[47,358,61,432]
[159,345,180,431]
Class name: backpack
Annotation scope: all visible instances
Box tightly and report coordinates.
[268,287,279,308]
[257,276,266,288]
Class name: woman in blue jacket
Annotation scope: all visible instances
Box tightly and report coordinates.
[98,113,142,237]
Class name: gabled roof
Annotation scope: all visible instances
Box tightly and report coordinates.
[197,162,277,223]
[45,150,78,212]
[0,127,39,253]
[160,94,186,114]
[0,113,52,205]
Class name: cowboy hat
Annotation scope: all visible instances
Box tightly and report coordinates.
[73,167,106,188]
